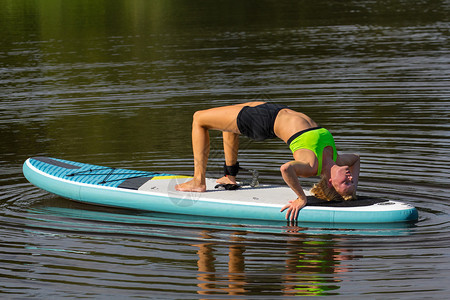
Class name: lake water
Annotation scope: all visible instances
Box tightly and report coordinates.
[1,0,449,298]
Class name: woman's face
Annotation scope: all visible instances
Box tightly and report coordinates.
[331,165,355,197]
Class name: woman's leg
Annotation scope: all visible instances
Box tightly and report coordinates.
[223,132,239,166]
[216,131,240,185]
[175,105,242,192]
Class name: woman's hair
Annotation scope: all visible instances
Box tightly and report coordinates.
[311,176,356,201]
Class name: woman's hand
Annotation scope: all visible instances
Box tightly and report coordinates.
[280,196,307,221]
[336,153,360,193]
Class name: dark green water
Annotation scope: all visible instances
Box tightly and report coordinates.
[1,0,449,298]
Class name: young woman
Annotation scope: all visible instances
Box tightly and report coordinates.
[175,102,360,221]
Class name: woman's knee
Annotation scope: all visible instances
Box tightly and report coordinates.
[192,110,207,124]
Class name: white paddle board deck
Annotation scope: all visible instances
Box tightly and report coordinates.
[23,157,419,223]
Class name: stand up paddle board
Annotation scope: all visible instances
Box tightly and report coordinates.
[23,157,418,223]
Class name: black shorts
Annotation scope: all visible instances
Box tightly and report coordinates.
[236,103,288,141]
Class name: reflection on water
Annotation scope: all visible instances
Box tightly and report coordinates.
[1,0,449,298]
[194,231,348,297]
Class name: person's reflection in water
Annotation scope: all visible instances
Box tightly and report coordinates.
[195,230,247,296]
[227,232,246,295]
[282,228,353,296]
[194,228,353,297]
[195,231,217,295]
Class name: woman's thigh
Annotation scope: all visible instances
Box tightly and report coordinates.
[193,105,242,132]
[194,102,266,132]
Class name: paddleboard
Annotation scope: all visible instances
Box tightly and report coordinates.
[23,157,419,223]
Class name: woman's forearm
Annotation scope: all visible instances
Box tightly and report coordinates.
[350,155,360,189]
[280,161,308,200]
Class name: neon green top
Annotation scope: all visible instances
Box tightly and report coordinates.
[288,128,337,176]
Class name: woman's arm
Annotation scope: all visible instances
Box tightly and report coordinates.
[337,153,359,167]
[279,161,315,221]
[337,153,360,191]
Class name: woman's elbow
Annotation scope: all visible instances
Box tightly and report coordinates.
[280,162,314,178]
[280,162,291,175]
[350,154,360,166]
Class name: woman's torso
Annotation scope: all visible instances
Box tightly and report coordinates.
[274,108,318,143]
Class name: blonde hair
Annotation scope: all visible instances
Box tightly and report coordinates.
[311,176,356,201]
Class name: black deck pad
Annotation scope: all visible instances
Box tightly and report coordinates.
[33,157,81,169]
[306,195,387,207]
[117,176,154,190]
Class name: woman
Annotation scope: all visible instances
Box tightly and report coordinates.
[175,102,360,221]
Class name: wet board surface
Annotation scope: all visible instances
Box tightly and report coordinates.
[23,157,419,223]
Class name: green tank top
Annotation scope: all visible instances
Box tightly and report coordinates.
[288,127,337,176]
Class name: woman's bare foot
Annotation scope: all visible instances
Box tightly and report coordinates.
[216,175,237,185]
[175,179,206,192]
